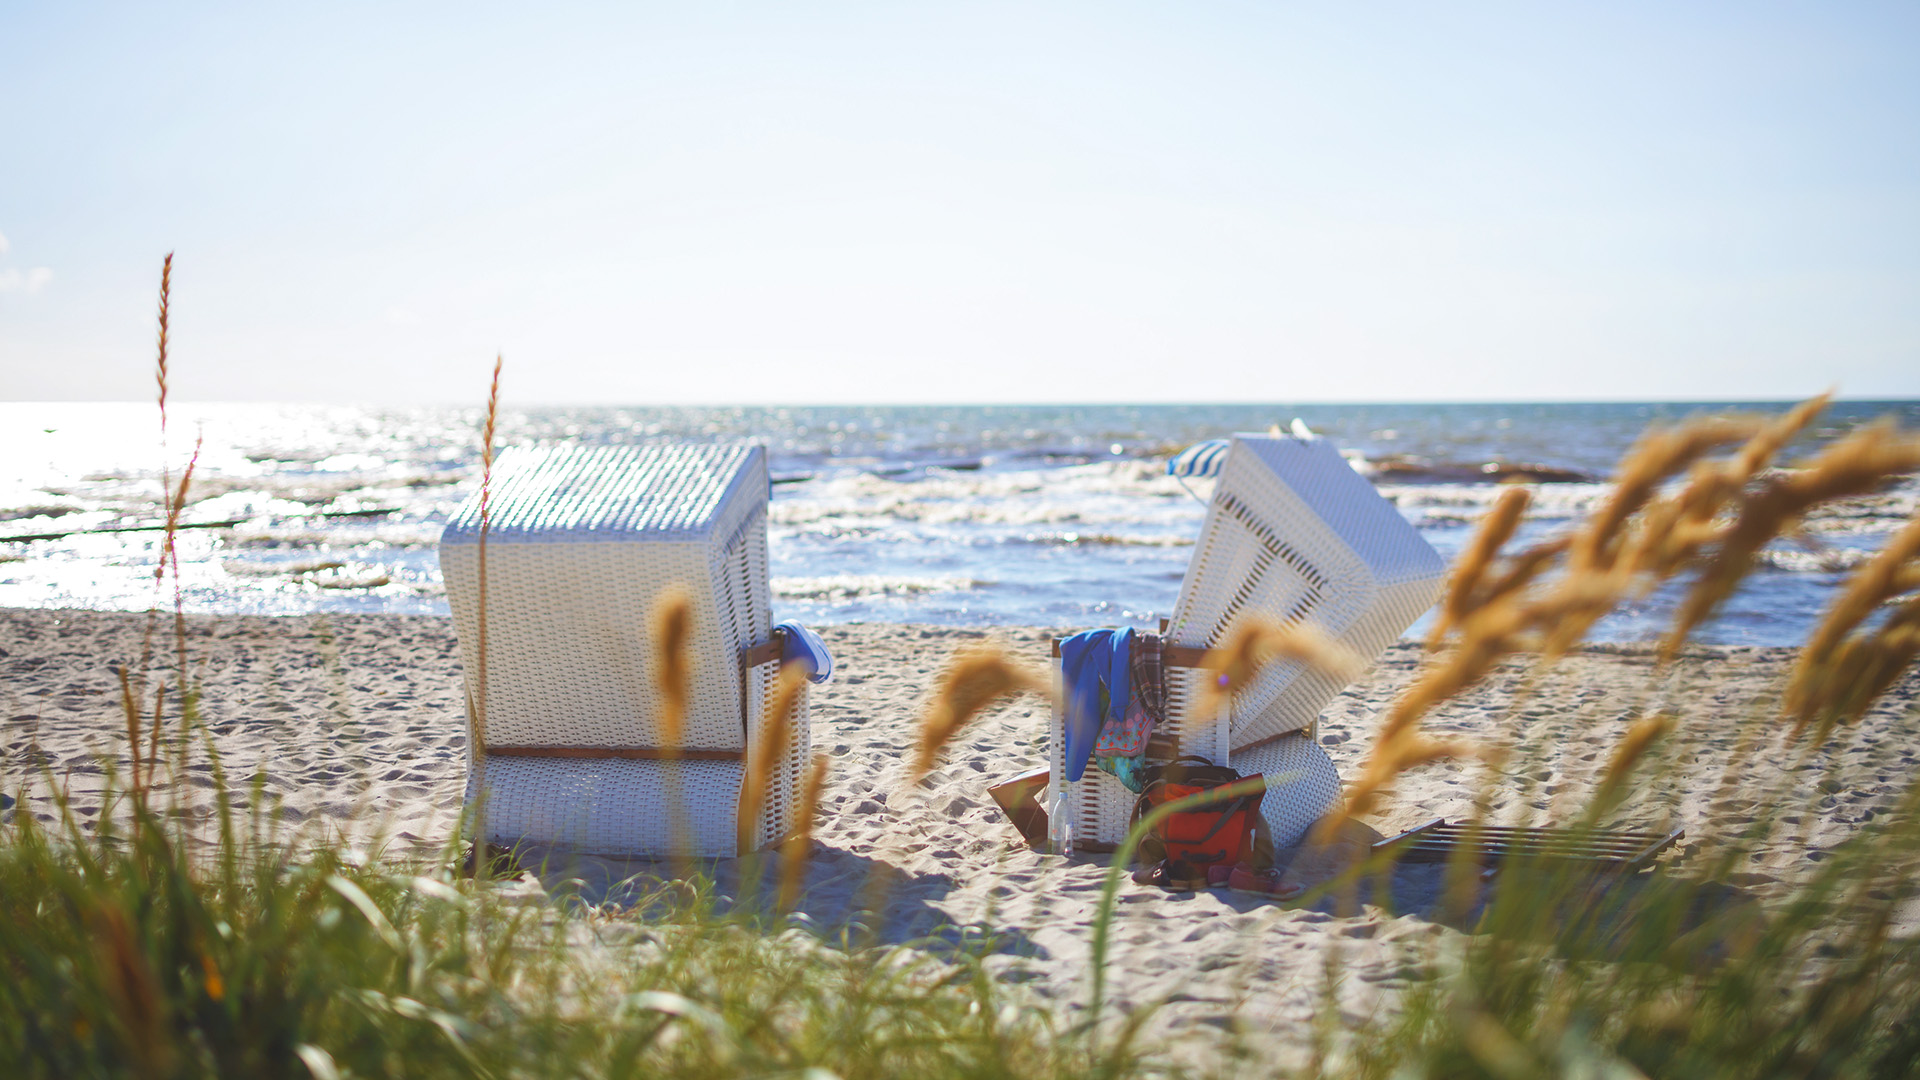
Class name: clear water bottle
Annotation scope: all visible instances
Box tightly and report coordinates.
[1049,791,1074,857]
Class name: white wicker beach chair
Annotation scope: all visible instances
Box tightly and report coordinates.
[1049,432,1445,853]
[439,443,808,859]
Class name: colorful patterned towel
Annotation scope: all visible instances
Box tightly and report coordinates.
[1094,633,1167,791]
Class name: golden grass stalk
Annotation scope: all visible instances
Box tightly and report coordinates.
[161,436,202,697]
[1666,419,1920,654]
[1787,510,1920,726]
[149,682,165,794]
[1200,617,1365,715]
[1570,415,1764,575]
[124,254,184,811]
[1349,396,1908,826]
[1429,487,1530,649]
[1792,595,1920,740]
[93,905,170,1075]
[649,587,695,872]
[116,668,143,796]
[738,662,808,854]
[470,356,501,879]
[1537,402,1826,656]
[651,589,693,754]
[1322,732,1481,840]
[777,753,831,913]
[912,644,1048,784]
[1730,392,1832,477]
[154,252,172,434]
[1597,712,1674,804]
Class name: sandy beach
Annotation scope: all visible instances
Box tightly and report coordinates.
[5,608,1917,1061]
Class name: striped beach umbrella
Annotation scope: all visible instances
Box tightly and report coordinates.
[1166,438,1230,479]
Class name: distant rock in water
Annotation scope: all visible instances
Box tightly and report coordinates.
[1369,457,1595,484]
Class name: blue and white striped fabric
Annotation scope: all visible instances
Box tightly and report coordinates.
[1166,439,1231,479]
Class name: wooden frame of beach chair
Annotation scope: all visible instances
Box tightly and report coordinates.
[1047,433,1445,855]
[1372,818,1687,874]
[439,443,808,859]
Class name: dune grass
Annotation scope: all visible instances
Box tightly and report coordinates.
[5,258,1920,1077]
[1,773,1103,1080]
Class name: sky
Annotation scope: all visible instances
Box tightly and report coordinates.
[1,2,1916,405]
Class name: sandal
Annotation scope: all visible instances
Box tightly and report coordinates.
[1228,864,1303,900]
[1132,859,1207,891]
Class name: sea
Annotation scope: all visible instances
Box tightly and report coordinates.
[3,401,1916,647]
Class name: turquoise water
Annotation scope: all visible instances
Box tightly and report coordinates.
[2,400,1915,645]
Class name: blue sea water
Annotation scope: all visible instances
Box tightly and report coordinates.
[1,400,1915,646]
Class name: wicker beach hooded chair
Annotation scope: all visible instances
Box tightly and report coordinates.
[439,443,820,859]
[1049,432,1445,853]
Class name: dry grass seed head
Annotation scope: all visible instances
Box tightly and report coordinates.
[913,644,1047,783]
[1788,510,1920,721]
[1530,566,1643,660]
[1667,421,1920,655]
[1430,486,1531,649]
[1380,599,1535,746]
[1599,712,1675,800]
[1796,596,1920,739]
[778,753,831,912]
[1573,416,1765,574]
[650,589,693,751]
[1732,392,1832,476]
[92,904,170,1073]
[1320,734,1480,840]
[154,252,172,432]
[1201,618,1365,714]
[1475,535,1571,613]
[738,662,808,853]
[482,355,502,470]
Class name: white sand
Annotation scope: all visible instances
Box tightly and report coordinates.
[5,609,1916,1061]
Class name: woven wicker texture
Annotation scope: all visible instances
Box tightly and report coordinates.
[1167,435,1443,750]
[441,443,807,858]
[468,757,743,855]
[1046,710,1142,850]
[442,443,766,544]
[1231,734,1344,849]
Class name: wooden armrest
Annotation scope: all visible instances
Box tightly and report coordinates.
[1048,637,1211,668]
[741,628,788,669]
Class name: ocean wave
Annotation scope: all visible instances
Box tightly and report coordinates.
[222,557,351,577]
[225,522,445,549]
[1797,487,1920,536]
[1755,547,1879,574]
[772,574,989,601]
[221,557,393,590]
[1378,482,1613,524]
[0,503,84,523]
[1017,531,1193,547]
[769,461,1207,531]
[1354,455,1596,484]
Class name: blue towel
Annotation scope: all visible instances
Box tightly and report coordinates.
[773,621,834,684]
[1058,627,1132,782]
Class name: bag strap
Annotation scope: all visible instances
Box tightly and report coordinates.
[1184,794,1258,847]
[1142,755,1239,790]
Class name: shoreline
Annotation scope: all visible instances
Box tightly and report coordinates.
[4,607,1914,1058]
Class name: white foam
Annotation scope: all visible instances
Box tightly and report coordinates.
[772,574,988,601]
[1756,547,1879,574]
